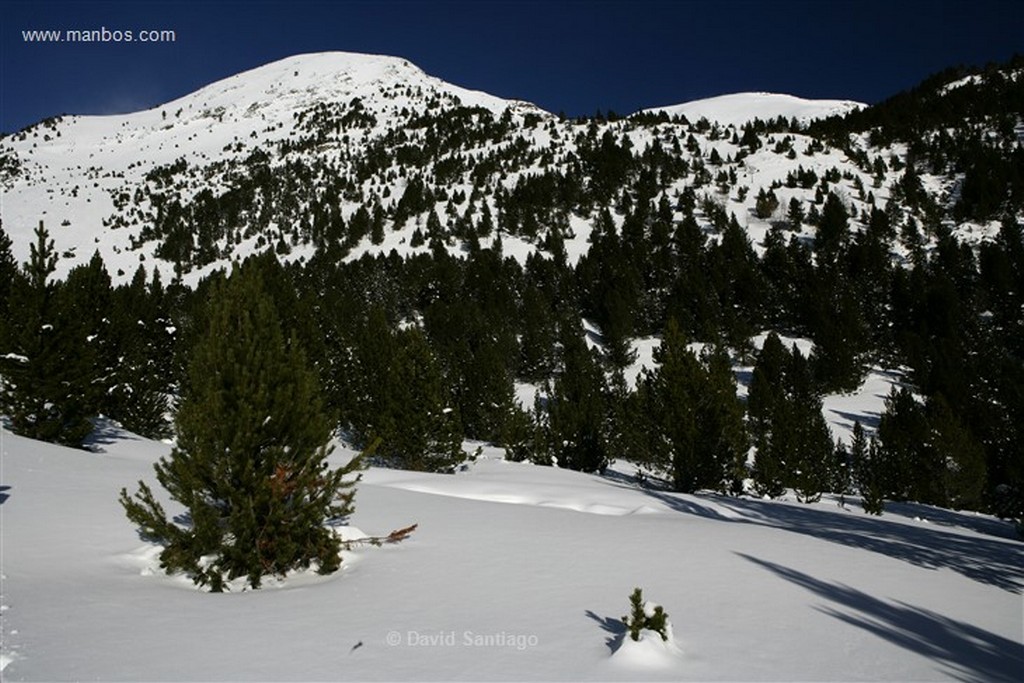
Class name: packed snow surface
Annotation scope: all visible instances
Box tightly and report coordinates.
[646,92,865,127]
[1,421,1021,681]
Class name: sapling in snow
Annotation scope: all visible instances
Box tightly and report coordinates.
[622,587,671,642]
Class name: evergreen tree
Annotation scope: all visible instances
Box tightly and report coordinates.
[809,272,868,393]
[107,266,173,439]
[787,398,835,503]
[345,305,398,446]
[875,387,932,502]
[845,421,868,504]
[0,222,94,447]
[857,438,886,515]
[637,321,745,493]
[754,188,780,219]
[927,394,987,510]
[748,334,789,497]
[383,326,464,472]
[119,264,360,591]
[58,252,115,418]
[0,221,16,316]
[546,326,609,472]
[518,284,558,381]
[700,344,749,494]
[637,319,700,490]
[748,336,834,500]
[815,192,849,263]
[787,198,805,231]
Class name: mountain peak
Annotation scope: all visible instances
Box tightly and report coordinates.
[644,92,865,127]
[154,50,527,119]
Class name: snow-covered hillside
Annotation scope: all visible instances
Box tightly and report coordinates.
[0,51,911,287]
[645,92,865,127]
[1,423,1021,680]
[0,51,543,282]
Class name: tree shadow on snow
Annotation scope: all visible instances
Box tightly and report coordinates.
[631,488,1024,593]
[585,609,626,654]
[828,407,883,432]
[881,500,1021,541]
[739,553,1024,683]
[82,416,144,453]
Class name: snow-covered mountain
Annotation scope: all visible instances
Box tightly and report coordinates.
[0,51,885,286]
[644,92,865,127]
[0,50,1012,286]
[0,51,547,281]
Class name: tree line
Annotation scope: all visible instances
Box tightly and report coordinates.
[1,204,1021,528]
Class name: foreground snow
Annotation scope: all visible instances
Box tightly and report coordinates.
[0,423,1021,681]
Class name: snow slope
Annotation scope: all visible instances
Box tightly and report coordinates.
[646,92,865,127]
[1,423,1021,681]
[0,51,541,282]
[2,52,887,288]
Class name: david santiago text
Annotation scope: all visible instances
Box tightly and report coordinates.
[389,630,539,650]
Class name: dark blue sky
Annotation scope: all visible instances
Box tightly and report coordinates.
[2,0,1021,133]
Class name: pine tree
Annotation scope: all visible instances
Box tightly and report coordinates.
[748,334,789,497]
[58,252,115,419]
[107,265,173,439]
[346,305,398,447]
[119,263,360,591]
[787,198,805,231]
[927,394,987,509]
[546,326,609,472]
[788,401,835,503]
[700,345,749,494]
[518,284,558,381]
[815,191,849,263]
[0,221,16,316]
[0,222,94,447]
[384,326,464,472]
[858,439,886,515]
[844,421,867,504]
[809,278,868,393]
[637,319,699,490]
[637,320,745,492]
[754,188,780,219]
[875,387,933,502]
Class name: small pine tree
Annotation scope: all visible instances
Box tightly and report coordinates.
[622,587,671,642]
[876,387,932,502]
[859,439,886,515]
[119,263,360,591]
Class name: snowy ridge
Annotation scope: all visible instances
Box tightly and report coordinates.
[0,50,1006,290]
[645,92,865,127]
[153,51,529,117]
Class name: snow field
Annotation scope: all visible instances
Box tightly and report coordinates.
[1,421,1021,681]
